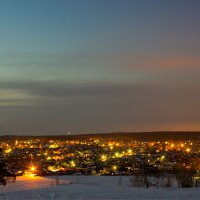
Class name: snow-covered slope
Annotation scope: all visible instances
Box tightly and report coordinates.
[0,175,199,200]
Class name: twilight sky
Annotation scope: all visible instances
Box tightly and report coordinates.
[0,0,200,135]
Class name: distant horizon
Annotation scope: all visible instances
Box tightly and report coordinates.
[1,130,200,137]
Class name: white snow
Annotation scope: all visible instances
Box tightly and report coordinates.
[0,175,199,199]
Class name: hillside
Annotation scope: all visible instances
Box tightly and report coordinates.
[1,131,200,141]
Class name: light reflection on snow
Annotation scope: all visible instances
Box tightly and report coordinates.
[0,176,70,193]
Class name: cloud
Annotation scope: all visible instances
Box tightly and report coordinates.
[1,79,200,134]
[113,55,200,71]
[0,80,130,98]
[0,79,200,99]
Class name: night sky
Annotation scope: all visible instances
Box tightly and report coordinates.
[1,0,200,135]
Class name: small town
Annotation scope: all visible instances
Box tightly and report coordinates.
[1,134,200,188]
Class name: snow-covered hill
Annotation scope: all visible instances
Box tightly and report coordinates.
[0,175,199,200]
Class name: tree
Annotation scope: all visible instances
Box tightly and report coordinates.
[0,162,7,186]
[0,148,16,186]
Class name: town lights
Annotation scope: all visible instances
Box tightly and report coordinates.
[186,148,191,153]
[115,152,119,157]
[4,148,12,154]
[30,166,36,172]
[128,149,133,154]
[70,161,76,167]
[101,155,107,161]
[24,165,37,177]
[161,155,165,160]
[47,156,51,160]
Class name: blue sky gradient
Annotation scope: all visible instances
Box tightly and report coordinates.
[0,0,200,134]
